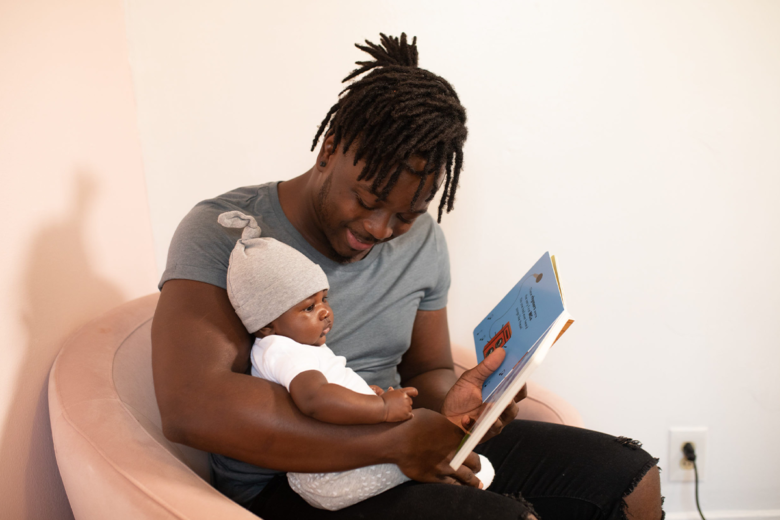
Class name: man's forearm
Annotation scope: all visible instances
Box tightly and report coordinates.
[402,367,458,412]
[163,369,401,472]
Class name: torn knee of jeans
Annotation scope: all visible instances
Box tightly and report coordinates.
[618,458,662,520]
[614,436,643,450]
[503,492,540,520]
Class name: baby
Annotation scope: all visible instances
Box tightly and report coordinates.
[218,210,492,510]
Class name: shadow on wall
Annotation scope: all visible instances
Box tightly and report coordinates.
[0,171,125,519]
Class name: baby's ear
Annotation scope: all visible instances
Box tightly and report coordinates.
[257,325,274,338]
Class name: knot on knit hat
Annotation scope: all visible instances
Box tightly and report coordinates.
[218,211,329,334]
[217,210,262,240]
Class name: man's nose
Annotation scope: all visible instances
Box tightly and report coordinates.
[364,212,393,241]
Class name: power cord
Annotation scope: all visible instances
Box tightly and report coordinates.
[682,442,706,520]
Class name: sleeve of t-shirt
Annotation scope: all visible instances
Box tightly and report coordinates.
[253,336,322,391]
[158,201,242,290]
[417,219,451,311]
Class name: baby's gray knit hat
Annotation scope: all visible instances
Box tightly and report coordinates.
[218,211,329,333]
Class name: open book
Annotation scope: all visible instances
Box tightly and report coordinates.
[449,252,574,470]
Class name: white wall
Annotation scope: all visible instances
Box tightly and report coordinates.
[0,0,159,517]
[124,0,780,516]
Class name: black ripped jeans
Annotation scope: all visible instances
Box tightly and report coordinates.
[249,420,660,520]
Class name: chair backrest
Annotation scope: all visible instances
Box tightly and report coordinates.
[49,294,256,520]
[111,306,210,480]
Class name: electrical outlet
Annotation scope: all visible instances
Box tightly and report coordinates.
[668,427,707,482]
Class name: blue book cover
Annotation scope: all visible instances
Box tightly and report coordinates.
[474,252,566,400]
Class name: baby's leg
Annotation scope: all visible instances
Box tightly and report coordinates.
[288,455,495,511]
[288,463,409,511]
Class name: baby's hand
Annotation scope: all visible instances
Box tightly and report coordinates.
[369,385,385,396]
[381,386,418,422]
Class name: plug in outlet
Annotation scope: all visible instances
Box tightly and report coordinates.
[669,427,707,482]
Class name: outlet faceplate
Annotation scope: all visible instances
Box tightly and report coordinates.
[668,427,707,482]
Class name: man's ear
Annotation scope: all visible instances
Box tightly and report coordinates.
[257,324,274,338]
[316,134,336,171]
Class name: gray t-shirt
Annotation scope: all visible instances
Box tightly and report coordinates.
[160,182,450,506]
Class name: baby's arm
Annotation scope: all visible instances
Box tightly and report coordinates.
[289,370,418,424]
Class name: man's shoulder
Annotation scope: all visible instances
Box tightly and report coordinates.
[178,183,280,238]
[160,183,280,290]
[192,183,276,215]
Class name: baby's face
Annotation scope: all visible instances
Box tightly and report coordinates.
[266,289,333,346]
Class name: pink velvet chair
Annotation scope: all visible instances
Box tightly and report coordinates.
[49,294,582,519]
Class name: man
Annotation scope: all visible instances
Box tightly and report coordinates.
[152,33,662,519]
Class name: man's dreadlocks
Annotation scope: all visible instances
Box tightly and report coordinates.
[311,33,467,222]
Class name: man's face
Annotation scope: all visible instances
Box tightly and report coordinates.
[315,140,441,263]
[263,290,333,346]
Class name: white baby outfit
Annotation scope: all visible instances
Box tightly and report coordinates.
[251,335,411,510]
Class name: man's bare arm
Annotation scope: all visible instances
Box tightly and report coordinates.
[151,280,475,481]
[398,308,458,412]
